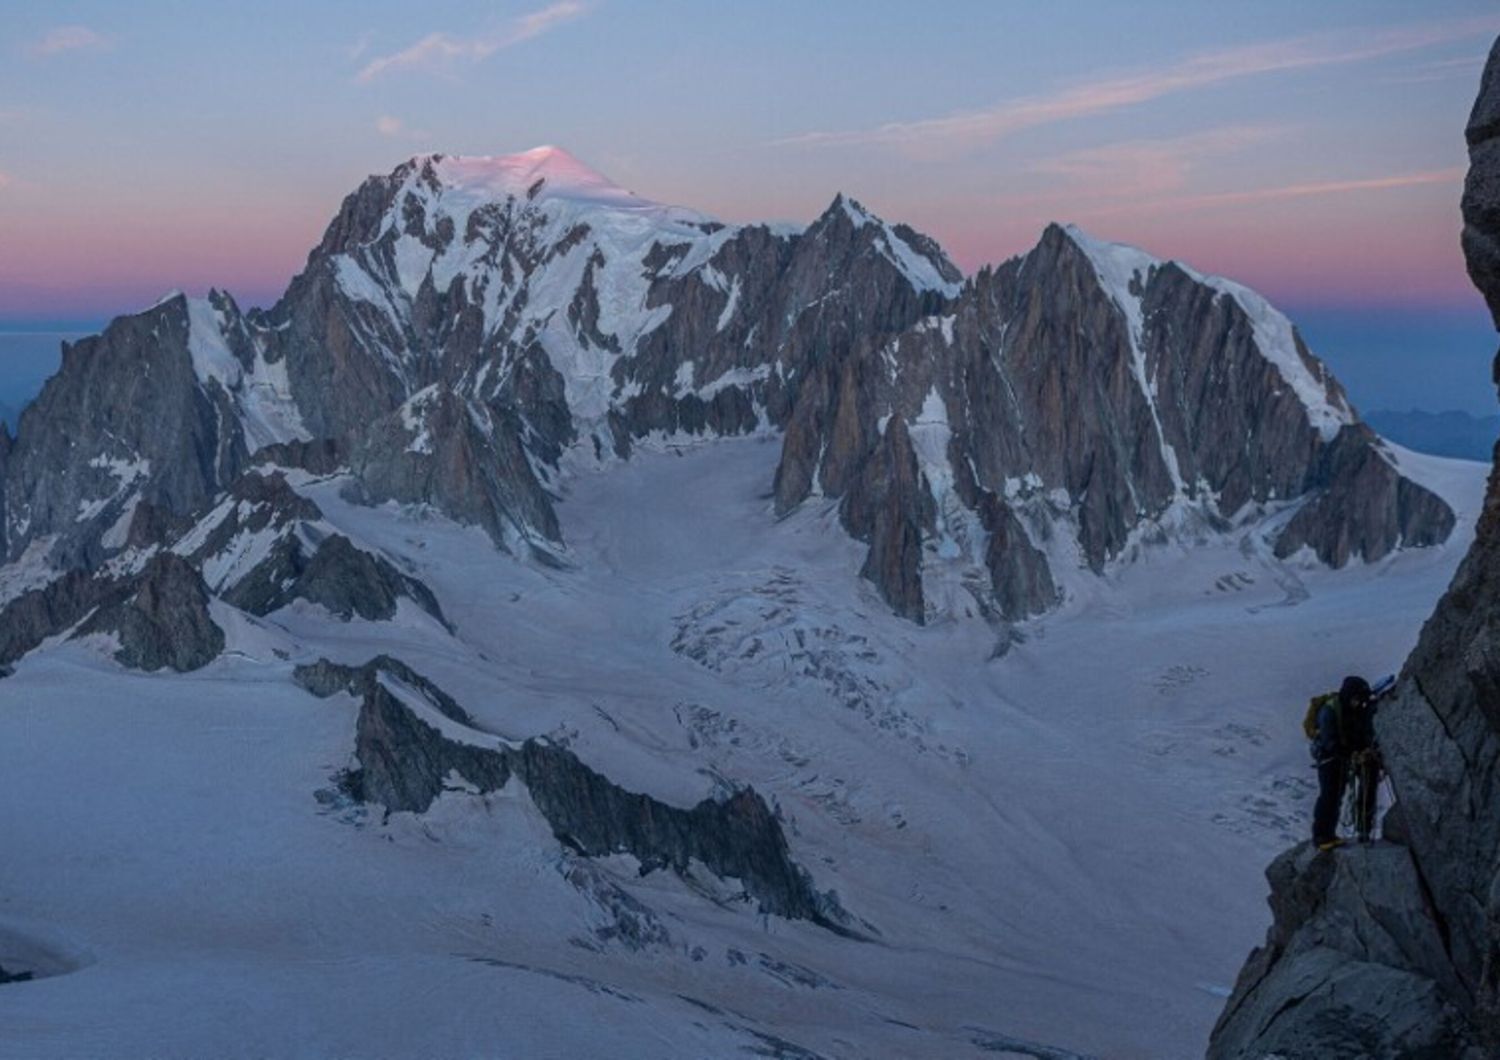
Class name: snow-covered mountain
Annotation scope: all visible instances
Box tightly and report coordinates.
[0,146,1482,1057]
[0,146,1451,627]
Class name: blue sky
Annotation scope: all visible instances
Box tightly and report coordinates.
[0,1,1496,412]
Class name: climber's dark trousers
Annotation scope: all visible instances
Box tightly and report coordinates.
[1313,759,1346,845]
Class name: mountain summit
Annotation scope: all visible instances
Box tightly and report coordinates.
[407,145,668,210]
[0,148,1455,636]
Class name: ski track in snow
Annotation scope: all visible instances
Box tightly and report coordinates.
[0,436,1487,1059]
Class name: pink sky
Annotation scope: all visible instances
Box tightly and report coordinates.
[0,3,1491,320]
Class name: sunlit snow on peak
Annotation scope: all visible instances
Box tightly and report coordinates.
[1059,223,1354,442]
[408,146,663,212]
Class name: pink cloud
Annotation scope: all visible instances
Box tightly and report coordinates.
[1075,167,1466,220]
[356,2,589,83]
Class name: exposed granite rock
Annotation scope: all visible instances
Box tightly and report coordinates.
[225,533,448,629]
[124,502,193,552]
[250,437,347,475]
[76,553,224,672]
[1210,36,1500,1058]
[845,416,930,622]
[306,655,847,928]
[0,146,1452,628]
[350,680,511,814]
[1464,45,1500,332]
[514,738,840,927]
[1208,844,1482,1058]
[294,654,473,725]
[2,297,248,567]
[772,218,1453,622]
[978,493,1058,620]
[149,469,448,629]
[612,195,957,453]
[181,471,323,564]
[350,385,561,552]
[0,569,109,666]
[1274,425,1457,565]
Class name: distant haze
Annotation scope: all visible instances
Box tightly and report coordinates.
[0,331,92,422]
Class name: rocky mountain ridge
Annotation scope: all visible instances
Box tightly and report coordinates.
[1207,37,1500,1059]
[0,144,1456,647]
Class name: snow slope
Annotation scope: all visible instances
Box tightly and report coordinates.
[0,437,1487,1059]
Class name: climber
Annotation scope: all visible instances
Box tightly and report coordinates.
[1309,675,1378,851]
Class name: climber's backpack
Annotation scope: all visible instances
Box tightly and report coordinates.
[1302,692,1337,741]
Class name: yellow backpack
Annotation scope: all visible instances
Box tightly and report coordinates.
[1302,693,1338,741]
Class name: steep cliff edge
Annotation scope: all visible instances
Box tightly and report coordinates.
[1208,38,1500,1060]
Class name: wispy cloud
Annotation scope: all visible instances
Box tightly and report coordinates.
[1381,53,1488,86]
[778,15,1500,154]
[375,114,429,140]
[1072,167,1466,222]
[26,25,113,58]
[357,2,589,83]
[346,32,374,63]
[1158,168,1466,211]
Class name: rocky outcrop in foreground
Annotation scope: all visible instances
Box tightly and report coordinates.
[297,655,850,930]
[1208,843,1480,1057]
[1208,37,1500,1059]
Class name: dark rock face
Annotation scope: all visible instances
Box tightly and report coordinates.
[0,569,109,666]
[294,534,447,626]
[770,221,1453,622]
[1209,844,1482,1059]
[979,496,1058,621]
[847,417,930,621]
[0,963,34,985]
[1274,425,1457,565]
[352,680,512,815]
[76,553,224,672]
[227,533,448,628]
[350,385,561,552]
[150,469,448,628]
[612,195,957,454]
[0,146,1452,627]
[2,297,247,566]
[0,553,224,673]
[306,654,844,927]
[514,739,838,926]
[293,654,474,725]
[1209,37,1500,1059]
[250,437,346,475]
